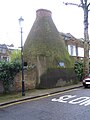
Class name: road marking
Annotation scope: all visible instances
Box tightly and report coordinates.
[0,89,78,109]
[52,95,90,106]
[69,97,90,104]
[52,95,76,103]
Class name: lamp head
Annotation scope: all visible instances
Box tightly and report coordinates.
[18,16,24,28]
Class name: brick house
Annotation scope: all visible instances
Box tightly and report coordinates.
[60,32,85,60]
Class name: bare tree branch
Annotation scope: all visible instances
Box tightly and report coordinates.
[63,2,82,7]
[85,0,87,2]
[85,0,87,5]
[80,0,85,8]
[87,3,90,7]
[80,0,84,5]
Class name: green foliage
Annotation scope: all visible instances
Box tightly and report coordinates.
[0,60,21,93]
[10,50,21,62]
[74,61,83,81]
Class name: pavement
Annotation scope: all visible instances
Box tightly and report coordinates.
[0,82,83,107]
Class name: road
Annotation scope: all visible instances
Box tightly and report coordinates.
[0,87,90,120]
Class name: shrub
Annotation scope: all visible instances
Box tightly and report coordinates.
[74,61,83,81]
[0,60,21,93]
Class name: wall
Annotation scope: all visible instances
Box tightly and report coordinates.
[0,67,37,93]
[39,68,78,88]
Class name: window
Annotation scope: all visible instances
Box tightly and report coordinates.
[58,62,65,67]
[2,49,6,54]
[68,45,76,56]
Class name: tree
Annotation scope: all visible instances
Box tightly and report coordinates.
[63,0,90,77]
[10,49,21,63]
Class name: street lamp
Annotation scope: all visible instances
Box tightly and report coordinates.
[18,16,25,96]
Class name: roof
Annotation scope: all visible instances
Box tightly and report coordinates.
[60,32,76,40]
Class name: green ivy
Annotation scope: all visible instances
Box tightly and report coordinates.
[74,61,83,81]
[0,60,21,93]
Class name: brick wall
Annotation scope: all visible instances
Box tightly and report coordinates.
[14,68,37,92]
[0,67,37,93]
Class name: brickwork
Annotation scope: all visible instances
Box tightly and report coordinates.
[14,68,37,92]
[0,68,37,93]
[36,9,52,18]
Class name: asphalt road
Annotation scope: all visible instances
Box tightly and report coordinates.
[0,87,90,120]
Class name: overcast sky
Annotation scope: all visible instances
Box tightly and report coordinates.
[0,0,88,47]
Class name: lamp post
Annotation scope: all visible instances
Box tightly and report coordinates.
[18,16,25,96]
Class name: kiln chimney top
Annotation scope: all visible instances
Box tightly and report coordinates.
[36,9,52,18]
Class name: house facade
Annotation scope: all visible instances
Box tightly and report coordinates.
[0,44,15,61]
[60,32,87,60]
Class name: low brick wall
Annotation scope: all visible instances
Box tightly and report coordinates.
[0,68,78,93]
[0,67,37,93]
[14,68,37,92]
